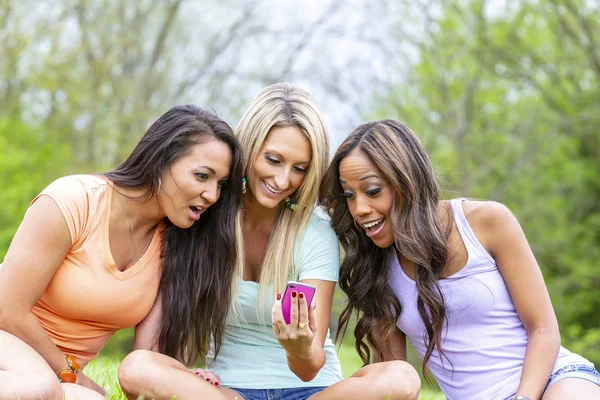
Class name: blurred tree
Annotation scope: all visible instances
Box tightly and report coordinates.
[0,118,70,260]
[483,0,600,364]
[0,0,272,170]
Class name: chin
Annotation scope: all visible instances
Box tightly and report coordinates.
[256,196,282,210]
[372,236,394,249]
[169,217,195,229]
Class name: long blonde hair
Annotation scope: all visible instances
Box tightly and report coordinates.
[235,82,329,308]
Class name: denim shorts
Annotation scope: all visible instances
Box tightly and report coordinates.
[229,386,327,400]
[545,363,600,391]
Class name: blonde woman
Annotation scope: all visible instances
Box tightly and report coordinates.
[118,84,420,400]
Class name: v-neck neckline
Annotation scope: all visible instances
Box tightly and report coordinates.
[103,180,162,280]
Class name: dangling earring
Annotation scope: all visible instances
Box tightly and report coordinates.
[285,197,298,212]
[242,177,247,194]
[157,178,162,196]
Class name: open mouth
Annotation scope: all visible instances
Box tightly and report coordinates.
[362,218,384,229]
[361,217,386,238]
[189,206,204,220]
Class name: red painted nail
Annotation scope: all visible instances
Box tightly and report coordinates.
[215,382,220,387]
[206,377,211,382]
[299,292,304,299]
[292,291,297,298]
[195,371,200,375]
[276,293,281,300]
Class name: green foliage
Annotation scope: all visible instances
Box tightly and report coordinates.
[0,118,70,260]
[98,328,136,359]
[0,1,597,397]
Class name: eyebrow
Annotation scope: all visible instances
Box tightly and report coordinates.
[339,174,379,185]
[359,174,378,181]
[198,166,216,174]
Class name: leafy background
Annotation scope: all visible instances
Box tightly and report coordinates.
[1,1,598,398]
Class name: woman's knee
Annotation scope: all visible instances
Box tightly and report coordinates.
[118,349,158,393]
[3,372,63,400]
[62,383,106,400]
[363,360,421,400]
[0,330,64,400]
[118,349,186,395]
[29,376,63,400]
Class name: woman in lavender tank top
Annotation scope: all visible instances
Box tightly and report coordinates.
[320,119,600,400]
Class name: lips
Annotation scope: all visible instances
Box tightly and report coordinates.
[360,217,386,238]
[262,180,285,196]
[189,205,205,221]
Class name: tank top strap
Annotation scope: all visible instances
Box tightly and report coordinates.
[450,198,495,264]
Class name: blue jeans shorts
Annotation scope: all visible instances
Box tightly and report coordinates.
[229,387,327,400]
[545,363,600,391]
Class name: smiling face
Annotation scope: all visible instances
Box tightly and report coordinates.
[339,148,396,248]
[158,138,232,228]
[246,125,312,209]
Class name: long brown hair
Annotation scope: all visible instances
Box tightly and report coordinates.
[320,119,449,383]
[106,105,243,365]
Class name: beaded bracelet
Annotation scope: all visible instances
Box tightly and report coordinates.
[57,354,80,383]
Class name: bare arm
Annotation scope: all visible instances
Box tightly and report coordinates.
[372,325,408,363]
[134,293,162,351]
[285,279,335,381]
[0,196,75,373]
[473,201,560,400]
[0,196,105,393]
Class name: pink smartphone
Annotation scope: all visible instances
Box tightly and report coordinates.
[281,281,316,325]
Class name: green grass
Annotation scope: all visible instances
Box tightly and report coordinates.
[86,344,445,399]
[85,358,125,400]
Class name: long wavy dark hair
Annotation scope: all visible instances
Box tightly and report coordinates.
[320,119,449,384]
[105,105,243,365]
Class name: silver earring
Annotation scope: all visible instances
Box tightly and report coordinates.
[157,178,162,196]
[242,177,247,194]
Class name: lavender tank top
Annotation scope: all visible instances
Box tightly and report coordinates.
[388,199,591,400]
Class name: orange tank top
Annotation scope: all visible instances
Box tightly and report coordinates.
[30,175,163,363]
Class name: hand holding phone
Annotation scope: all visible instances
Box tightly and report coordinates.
[273,281,319,358]
[281,281,316,325]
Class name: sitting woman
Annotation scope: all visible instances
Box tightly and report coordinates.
[0,105,243,400]
[320,119,600,400]
[118,84,420,400]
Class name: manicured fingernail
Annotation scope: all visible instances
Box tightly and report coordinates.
[276,293,281,300]
[195,371,200,375]
[299,292,304,299]
[292,291,297,298]
[206,378,211,382]
[215,382,220,387]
